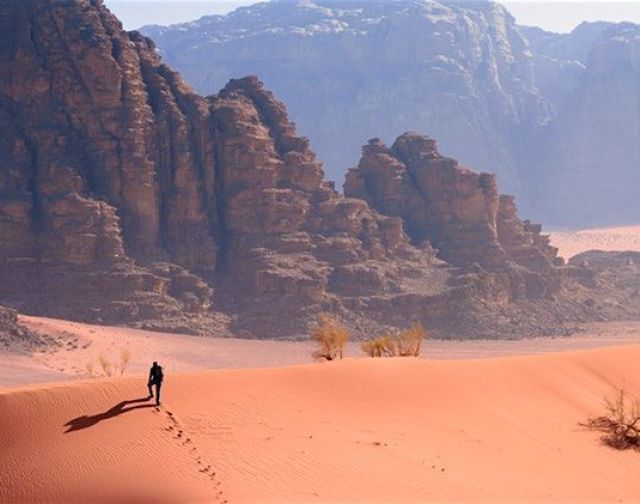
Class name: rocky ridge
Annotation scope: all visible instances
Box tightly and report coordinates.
[143,0,550,197]
[0,0,637,340]
[143,1,640,227]
[0,305,49,351]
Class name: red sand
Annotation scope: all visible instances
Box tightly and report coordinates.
[2,344,640,502]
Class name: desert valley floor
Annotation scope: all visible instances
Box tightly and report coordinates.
[2,226,640,502]
[2,327,640,502]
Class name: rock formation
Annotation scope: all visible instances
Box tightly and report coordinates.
[567,251,640,321]
[142,0,550,197]
[345,133,562,300]
[0,0,219,332]
[0,0,440,338]
[143,1,640,228]
[344,135,561,271]
[0,0,637,340]
[0,305,48,351]
[206,76,430,336]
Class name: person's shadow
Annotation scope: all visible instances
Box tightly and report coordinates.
[64,397,155,433]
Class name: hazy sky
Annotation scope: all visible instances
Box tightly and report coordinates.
[104,0,640,33]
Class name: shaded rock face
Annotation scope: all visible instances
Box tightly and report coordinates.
[521,22,610,105]
[0,0,636,340]
[345,134,559,276]
[0,0,219,332]
[567,251,640,321]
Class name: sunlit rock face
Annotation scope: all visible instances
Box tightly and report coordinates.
[345,133,562,301]
[0,0,219,332]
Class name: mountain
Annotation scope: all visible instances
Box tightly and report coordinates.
[0,0,637,340]
[142,0,640,227]
[525,22,640,226]
[520,22,609,106]
[142,0,551,197]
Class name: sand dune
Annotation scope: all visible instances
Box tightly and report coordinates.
[2,345,640,502]
[550,225,640,260]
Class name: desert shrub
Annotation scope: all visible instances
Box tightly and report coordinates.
[395,322,427,357]
[98,354,113,377]
[85,348,133,378]
[584,386,640,450]
[361,334,396,357]
[361,322,427,358]
[312,313,349,361]
[118,348,132,376]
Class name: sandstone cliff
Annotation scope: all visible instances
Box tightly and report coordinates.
[345,133,561,299]
[0,0,635,340]
[0,0,443,338]
[0,0,220,332]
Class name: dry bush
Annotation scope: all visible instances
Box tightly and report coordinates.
[361,334,396,357]
[118,348,132,376]
[312,313,349,361]
[361,322,427,358]
[584,387,640,450]
[98,354,113,377]
[395,322,427,357]
[86,349,132,378]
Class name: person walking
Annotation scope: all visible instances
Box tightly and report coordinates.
[147,361,164,406]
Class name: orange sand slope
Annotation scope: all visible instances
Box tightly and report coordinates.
[550,225,640,260]
[2,346,640,503]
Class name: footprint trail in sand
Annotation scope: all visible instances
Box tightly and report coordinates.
[155,406,227,503]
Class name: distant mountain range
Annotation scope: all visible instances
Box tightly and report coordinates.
[142,0,640,227]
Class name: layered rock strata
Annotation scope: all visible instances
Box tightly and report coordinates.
[0,0,219,332]
[345,134,561,299]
